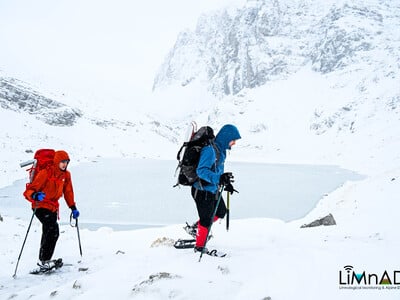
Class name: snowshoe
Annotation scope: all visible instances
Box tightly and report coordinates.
[194,247,227,257]
[30,258,63,275]
[206,249,227,257]
[174,239,196,249]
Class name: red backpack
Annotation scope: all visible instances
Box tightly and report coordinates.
[20,149,55,185]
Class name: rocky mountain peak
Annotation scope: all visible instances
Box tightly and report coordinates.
[153,0,396,97]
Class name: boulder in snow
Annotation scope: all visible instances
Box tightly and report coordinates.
[300,213,336,228]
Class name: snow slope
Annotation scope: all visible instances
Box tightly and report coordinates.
[1,167,399,299]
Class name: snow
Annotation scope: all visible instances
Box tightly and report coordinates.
[0,0,400,299]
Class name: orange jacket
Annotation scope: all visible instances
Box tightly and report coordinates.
[24,150,75,212]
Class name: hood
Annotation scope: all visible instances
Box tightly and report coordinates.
[54,150,70,164]
[215,124,241,151]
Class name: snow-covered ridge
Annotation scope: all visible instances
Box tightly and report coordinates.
[0,74,181,144]
[0,74,184,187]
[0,76,82,126]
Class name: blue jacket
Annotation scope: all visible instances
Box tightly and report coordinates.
[193,124,241,193]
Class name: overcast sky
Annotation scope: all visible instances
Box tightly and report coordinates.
[0,0,245,108]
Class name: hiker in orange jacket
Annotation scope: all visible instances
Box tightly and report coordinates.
[23,150,79,269]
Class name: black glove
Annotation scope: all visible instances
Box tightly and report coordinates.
[224,183,239,194]
[219,172,234,186]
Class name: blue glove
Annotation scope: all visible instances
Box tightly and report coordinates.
[71,209,80,219]
[31,192,45,201]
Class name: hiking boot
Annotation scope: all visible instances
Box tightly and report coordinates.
[37,260,56,272]
[37,258,63,272]
[184,221,198,238]
[194,246,208,254]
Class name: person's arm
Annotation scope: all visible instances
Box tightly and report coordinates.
[63,171,75,208]
[63,171,79,218]
[23,170,47,202]
[196,146,220,185]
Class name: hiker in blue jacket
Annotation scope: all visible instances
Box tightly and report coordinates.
[188,124,241,253]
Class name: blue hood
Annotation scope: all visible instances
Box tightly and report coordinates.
[215,124,241,151]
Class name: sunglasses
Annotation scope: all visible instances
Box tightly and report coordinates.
[60,159,70,163]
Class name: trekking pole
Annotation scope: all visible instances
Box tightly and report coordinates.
[13,208,36,278]
[199,185,225,262]
[70,213,82,257]
[226,191,230,231]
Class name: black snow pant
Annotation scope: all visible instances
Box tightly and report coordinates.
[191,187,226,228]
[34,208,59,262]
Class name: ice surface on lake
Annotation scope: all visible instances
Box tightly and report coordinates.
[0,158,364,229]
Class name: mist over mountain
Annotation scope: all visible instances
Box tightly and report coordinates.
[154,0,399,98]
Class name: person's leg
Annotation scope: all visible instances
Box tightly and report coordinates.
[191,188,215,227]
[191,187,215,248]
[34,208,59,262]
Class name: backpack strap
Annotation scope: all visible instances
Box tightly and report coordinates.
[174,142,189,180]
[176,142,189,161]
[210,140,220,171]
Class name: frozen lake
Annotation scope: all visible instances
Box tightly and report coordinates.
[0,158,364,230]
